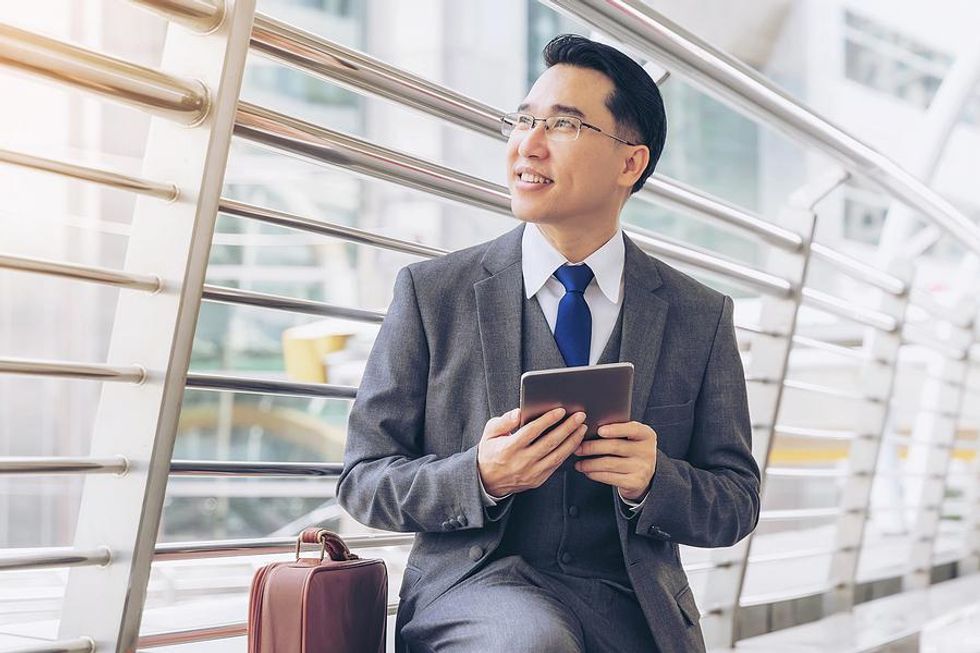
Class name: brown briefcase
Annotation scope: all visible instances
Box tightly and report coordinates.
[248,527,388,652]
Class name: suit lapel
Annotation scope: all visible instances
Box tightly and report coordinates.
[619,233,668,422]
[474,224,526,421]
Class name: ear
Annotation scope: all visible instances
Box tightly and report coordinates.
[620,144,650,190]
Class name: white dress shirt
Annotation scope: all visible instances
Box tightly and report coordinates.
[477,222,648,513]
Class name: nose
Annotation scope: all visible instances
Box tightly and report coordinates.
[517,120,549,158]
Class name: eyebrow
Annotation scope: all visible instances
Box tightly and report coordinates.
[516,102,588,120]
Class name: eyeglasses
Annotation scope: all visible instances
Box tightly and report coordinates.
[500,112,638,146]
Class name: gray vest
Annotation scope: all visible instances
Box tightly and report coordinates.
[493,291,630,586]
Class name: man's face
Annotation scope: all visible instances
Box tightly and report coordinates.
[506,64,645,228]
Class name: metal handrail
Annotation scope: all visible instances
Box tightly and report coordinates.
[202,284,386,322]
[543,0,980,256]
[790,334,889,365]
[218,197,447,258]
[0,638,95,653]
[773,425,868,441]
[0,457,128,475]
[782,379,886,404]
[0,357,146,383]
[0,546,111,572]
[185,372,356,398]
[137,603,400,648]
[765,467,852,478]
[0,149,178,200]
[129,0,226,33]
[748,545,847,564]
[801,288,899,332]
[758,508,847,521]
[0,23,209,125]
[169,460,342,476]
[809,243,907,296]
[154,533,415,561]
[0,253,163,292]
[248,12,804,252]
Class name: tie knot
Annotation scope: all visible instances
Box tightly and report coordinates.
[553,263,594,293]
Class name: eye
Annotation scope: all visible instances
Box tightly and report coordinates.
[551,117,578,131]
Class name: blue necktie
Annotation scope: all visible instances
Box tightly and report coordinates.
[553,263,594,367]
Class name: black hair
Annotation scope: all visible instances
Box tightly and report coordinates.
[542,33,667,195]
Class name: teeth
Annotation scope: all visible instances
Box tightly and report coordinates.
[519,172,552,184]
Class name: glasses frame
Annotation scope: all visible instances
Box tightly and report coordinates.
[500,112,639,147]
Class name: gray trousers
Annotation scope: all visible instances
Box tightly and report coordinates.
[401,554,657,652]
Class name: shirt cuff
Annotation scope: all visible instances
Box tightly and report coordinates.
[618,488,648,512]
[477,469,512,506]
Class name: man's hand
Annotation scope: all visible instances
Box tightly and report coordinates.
[572,421,658,501]
[478,407,588,497]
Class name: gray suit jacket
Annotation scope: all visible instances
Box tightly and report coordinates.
[337,222,761,652]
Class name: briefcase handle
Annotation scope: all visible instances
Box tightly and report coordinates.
[295,527,361,562]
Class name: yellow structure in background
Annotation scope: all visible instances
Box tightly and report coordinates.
[282,321,355,383]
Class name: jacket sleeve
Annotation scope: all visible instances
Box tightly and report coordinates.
[634,294,761,547]
[336,265,492,533]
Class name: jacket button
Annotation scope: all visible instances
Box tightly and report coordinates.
[448,517,460,529]
[441,521,451,531]
[560,552,574,564]
[568,505,579,518]
[468,545,484,561]
[457,514,468,526]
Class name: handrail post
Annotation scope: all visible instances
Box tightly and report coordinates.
[55,2,256,649]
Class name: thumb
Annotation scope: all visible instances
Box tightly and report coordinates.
[483,408,520,439]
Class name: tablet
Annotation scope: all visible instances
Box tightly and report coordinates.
[519,362,633,441]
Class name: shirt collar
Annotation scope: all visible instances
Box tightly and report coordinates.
[521,222,624,303]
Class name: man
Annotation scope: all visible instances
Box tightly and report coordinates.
[337,33,760,653]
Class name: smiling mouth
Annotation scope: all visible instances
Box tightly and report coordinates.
[515,172,554,185]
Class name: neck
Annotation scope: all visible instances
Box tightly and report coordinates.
[535,219,619,264]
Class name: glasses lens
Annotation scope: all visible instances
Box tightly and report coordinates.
[501,113,533,137]
[546,116,581,141]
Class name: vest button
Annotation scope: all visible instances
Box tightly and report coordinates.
[568,505,579,518]
[560,552,574,564]
[468,545,484,561]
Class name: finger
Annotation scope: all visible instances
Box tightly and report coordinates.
[530,411,587,457]
[515,407,567,445]
[483,408,520,439]
[596,422,654,441]
[574,455,633,474]
[574,438,630,458]
[537,422,588,470]
[578,470,631,486]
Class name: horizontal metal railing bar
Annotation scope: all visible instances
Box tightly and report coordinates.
[0,148,178,200]
[170,460,343,476]
[902,328,968,360]
[201,283,386,323]
[907,288,974,329]
[154,533,415,561]
[809,243,907,296]
[0,22,209,125]
[618,225,794,297]
[0,456,128,475]
[138,603,400,648]
[185,373,356,399]
[542,0,980,256]
[801,288,899,332]
[758,507,848,521]
[0,252,162,292]
[0,546,110,572]
[765,467,854,478]
[773,425,868,441]
[733,322,785,338]
[790,334,889,365]
[882,433,953,449]
[0,357,146,383]
[129,0,226,33]
[234,101,510,214]
[748,545,847,564]
[682,559,735,573]
[782,379,885,404]
[249,12,804,252]
[218,198,447,259]
[232,105,795,297]
[0,638,94,653]
[739,581,840,608]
